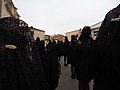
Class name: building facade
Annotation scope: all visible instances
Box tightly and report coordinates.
[51,34,64,42]
[91,21,102,40]
[0,0,20,19]
[30,27,45,40]
[65,29,81,41]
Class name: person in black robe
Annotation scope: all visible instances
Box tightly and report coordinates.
[56,40,64,61]
[45,40,61,90]
[63,36,70,66]
[35,37,46,71]
[75,26,93,90]
[0,17,49,90]
[69,35,78,79]
[90,4,120,90]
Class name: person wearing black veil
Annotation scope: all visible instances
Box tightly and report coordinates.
[74,26,93,90]
[35,37,46,71]
[69,35,78,79]
[63,36,70,66]
[0,17,49,90]
[45,39,61,90]
[56,40,63,61]
[90,4,120,90]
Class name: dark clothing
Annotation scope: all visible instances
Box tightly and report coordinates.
[96,4,120,41]
[75,38,93,81]
[78,80,89,90]
[63,39,70,65]
[68,35,78,79]
[69,41,78,78]
[0,17,49,90]
[74,26,94,90]
[46,42,60,90]
[91,4,120,90]
[69,41,78,65]
[35,39,46,71]
[56,41,64,60]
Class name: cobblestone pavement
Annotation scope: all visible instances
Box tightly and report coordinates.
[55,56,94,90]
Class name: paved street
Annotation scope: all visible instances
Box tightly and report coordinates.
[55,56,94,90]
[55,56,78,90]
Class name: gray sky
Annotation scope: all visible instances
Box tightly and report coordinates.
[12,0,119,35]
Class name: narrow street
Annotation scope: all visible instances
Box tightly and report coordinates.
[55,56,94,90]
[55,56,78,90]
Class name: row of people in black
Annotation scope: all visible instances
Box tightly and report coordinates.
[35,3,120,90]
[51,26,94,90]
[35,38,61,90]
[0,3,119,90]
[62,4,120,90]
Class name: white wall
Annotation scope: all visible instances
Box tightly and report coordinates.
[66,30,81,41]
[31,28,45,40]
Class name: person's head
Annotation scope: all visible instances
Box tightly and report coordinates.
[71,35,77,43]
[48,40,51,44]
[82,26,91,36]
[36,37,40,42]
[78,26,91,42]
[40,40,45,45]
[96,4,120,40]
[0,17,32,47]
[64,36,69,41]
[65,36,67,40]
[52,39,56,44]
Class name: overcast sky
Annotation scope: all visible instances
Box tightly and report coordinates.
[12,0,119,35]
